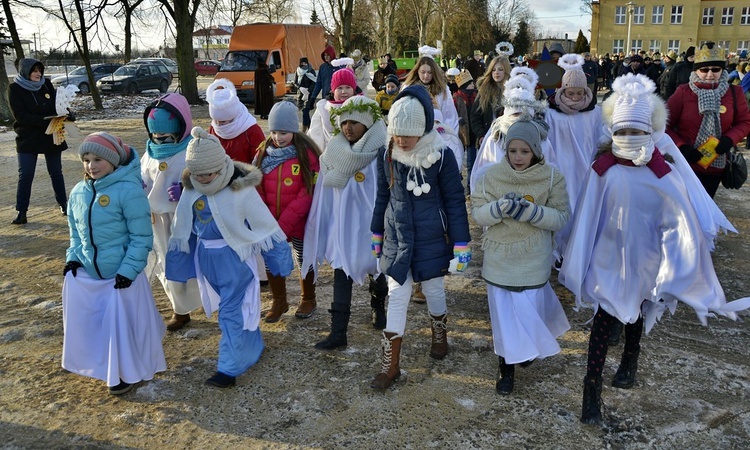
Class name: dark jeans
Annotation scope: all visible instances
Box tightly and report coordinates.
[16,151,67,212]
[695,171,723,198]
[332,268,387,310]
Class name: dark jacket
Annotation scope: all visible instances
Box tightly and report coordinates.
[464,58,483,81]
[645,63,663,85]
[254,62,275,116]
[470,94,502,146]
[658,60,676,98]
[307,45,336,108]
[372,66,396,91]
[371,145,470,284]
[582,60,599,85]
[9,78,67,154]
[664,60,692,99]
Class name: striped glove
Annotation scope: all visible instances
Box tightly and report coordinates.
[515,198,544,224]
[371,233,383,258]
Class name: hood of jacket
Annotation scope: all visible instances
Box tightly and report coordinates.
[321,45,336,63]
[143,93,193,143]
[18,58,43,79]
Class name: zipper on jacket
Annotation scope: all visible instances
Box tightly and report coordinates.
[439,209,449,243]
[275,165,283,218]
[87,183,104,279]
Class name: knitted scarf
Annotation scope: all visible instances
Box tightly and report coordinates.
[554,87,594,114]
[190,156,235,196]
[320,121,387,188]
[688,71,730,169]
[260,145,298,174]
[146,137,191,160]
[14,74,45,92]
[390,129,444,197]
[478,159,554,256]
[211,111,258,140]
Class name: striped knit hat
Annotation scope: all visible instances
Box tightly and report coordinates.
[79,132,131,168]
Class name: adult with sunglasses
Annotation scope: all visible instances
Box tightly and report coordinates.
[666,42,750,197]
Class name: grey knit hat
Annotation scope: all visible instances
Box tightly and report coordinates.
[79,132,131,168]
[504,116,548,159]
[268,101,299,133]
[186,127,230,174]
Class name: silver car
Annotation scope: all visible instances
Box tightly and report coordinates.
[51,63,121,94]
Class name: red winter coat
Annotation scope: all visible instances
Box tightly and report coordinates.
[257,147,320,240]
[209,124,266,164]
[666,83,750,174]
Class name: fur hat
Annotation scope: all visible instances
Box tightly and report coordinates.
[389,85,434,136]
[384,74,400,87]
[601,74,667,135]
[502,76,545,116]
[557,54,587,90]
[206,79,246,122]
[331,96,382,132]
[455,70,474,89]
[417,45,441,59]
[79,132,131,168]
[331,57,354,69]
[446,68,460,77]
[147,107,181,134]
[509,66,539,88]
[331,67,357,91]
[693,42,726,70]
[268,101,299,133]
[186,127,230,175]
[504,116,548,159]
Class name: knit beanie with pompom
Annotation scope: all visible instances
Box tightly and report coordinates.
[186,127,231,175]
[79,132,132,168]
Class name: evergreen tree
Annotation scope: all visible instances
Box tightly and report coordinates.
[574,29,589,53]
[310,8,320,25]
[512,20,532,57]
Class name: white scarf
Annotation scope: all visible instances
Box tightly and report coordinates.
[611,135,655,166]
[211,111,258,140]
[391,130,444,196]
[189,157,235,196]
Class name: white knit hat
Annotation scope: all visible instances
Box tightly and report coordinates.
[389,96,427,137]
[186,127,231,174]
[557,54,587,90]
[607,74,657,134]
[207,79,246,122]
[331,95,382,132]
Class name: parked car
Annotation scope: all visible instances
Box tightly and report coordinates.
[51,63,121,94]
[195,59,221,76]
[134,57,179,77]
[96,61,172,94]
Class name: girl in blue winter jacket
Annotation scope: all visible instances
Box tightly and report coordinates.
[62,132,166,396]
[370,85,471,390]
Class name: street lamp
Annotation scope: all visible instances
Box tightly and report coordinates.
[625,1,636,55]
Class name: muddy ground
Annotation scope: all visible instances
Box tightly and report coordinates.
[1,91,749,449]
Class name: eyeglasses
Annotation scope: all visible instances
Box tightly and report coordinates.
[698,67,723,74]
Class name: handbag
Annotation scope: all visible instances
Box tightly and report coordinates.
[722,147,747,189]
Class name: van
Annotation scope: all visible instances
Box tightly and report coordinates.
[214,23,327,103]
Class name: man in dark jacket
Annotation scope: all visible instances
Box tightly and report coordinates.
[664,46,695,99]
[658,51,677,99]
[582,52,599,92]
[620,55,646,76]
[644,56,663,85]
[372,55,396,92]
[304,44,336,130]
[464,50,484,81]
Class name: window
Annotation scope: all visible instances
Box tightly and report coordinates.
[702,7,714,25]
[652,5,664,24]
[667,40,680,53]
[649,40,661,53]
[742,7,750,25]
[631,40,643,53]
[633,6,645,24]
[613,40,624,55]
[717,41,730,51]
[721,7,734,25]
[671,5,683,24]
[737,41,749,53]
[615,6,626,25]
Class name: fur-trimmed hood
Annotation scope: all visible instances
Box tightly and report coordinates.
[181,161,262,191]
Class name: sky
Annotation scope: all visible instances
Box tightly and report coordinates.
[12,0,593,55]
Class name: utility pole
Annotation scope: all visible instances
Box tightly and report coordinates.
[625,1,635,55]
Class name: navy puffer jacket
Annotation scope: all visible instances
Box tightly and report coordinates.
[371,144,470,285]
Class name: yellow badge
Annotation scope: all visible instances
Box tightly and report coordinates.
[98,195,110,207]
[284,177,293,186]
[45,93,51,99]
[313,172,318,183]
[523,194,535,202]
[195,199,205,211]
[158,162,168,171]
[354,172,366,182]
[291,164,300,175]
[719,105,727,114]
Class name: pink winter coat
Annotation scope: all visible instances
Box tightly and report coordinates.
[257,147,320,240]
[209,124,266,164]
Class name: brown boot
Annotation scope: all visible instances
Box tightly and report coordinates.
[295,271,317,318]
[429,313,448,359]
[411,282,426,304]
[370,332,402,390]
[264,274,289,323]
[166,313,191,331]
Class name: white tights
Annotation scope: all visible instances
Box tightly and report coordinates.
[385,272,447,336]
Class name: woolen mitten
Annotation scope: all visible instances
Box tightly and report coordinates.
[515,198,544,224]
[715,136,734,155]
[63,260,82,277]
[679,145,703,164]
[114,274,133,289]
[453,242,471,272]
[371,233,383,257]
[492,198,514,219]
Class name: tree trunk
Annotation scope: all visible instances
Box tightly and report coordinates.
[124,13,133,62]
[0,51,12,123]
[174,0,201,104]
[2,0,24,65]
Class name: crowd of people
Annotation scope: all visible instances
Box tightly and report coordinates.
[7,40,750,425]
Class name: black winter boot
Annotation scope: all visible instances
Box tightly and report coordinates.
[314,308,350,350]
[371,296,386,330]
[11,211,27,225]
[495,357,515,395]
[609,320,623,345]
[581,376,603,424]
[612,347,640,389]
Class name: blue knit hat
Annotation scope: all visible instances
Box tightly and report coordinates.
[147,107,181,134]
[389,85,434,136]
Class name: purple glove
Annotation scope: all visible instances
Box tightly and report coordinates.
[167,182,182,202]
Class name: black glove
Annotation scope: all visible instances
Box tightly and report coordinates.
[66,108,76,122]
[63,261,83,277]
[114,274,133,289]
[715,136,734,155]
[679,144,703,164]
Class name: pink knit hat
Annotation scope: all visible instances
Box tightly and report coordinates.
[331,68,357,91]
[558,54,588,90]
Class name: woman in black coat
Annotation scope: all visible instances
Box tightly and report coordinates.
[9,58,70,225]
[254,61,275,119]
